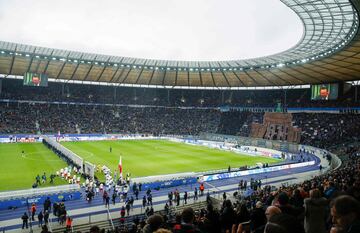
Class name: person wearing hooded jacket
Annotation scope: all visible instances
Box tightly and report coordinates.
[304,188,328,233]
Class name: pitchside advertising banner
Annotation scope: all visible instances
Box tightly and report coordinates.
[0,134,42,143]
[0,133,160,143]
[200,133,299,153]
[0,191,81,210]
[200,160,316,182]
[0,185,81,210]
[141,177,198,190]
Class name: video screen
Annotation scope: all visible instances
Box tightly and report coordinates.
[23,72,48,87]
[311,83,338,100]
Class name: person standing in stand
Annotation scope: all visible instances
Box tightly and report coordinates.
[38,210,44,227]
[184,191,188,204]
[142,196,147,208]
[44,210,49,225]
[43,197,51,212]
[66,217,73,232]
[21,212,29,229]
[194,187,198,201]
[31,203,37,221]
[105,195,110,208]
[199,183,205,196]
[112,192,117,205]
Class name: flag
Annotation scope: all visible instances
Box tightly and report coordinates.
[56,130,61,142]
[118,156,123,177]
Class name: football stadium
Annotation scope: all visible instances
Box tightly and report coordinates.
[0,0,360,232]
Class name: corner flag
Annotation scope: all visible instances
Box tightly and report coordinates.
[118,156,123,177]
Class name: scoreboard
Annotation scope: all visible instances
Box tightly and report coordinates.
[23,72,48,87]
[311,83,338,100]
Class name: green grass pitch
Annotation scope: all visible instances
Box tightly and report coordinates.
[0,143,69,191]
[61,140,280,179]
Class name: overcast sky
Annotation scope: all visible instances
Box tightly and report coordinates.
[0,0,303,61]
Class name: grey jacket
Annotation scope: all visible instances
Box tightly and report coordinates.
[304,197,328,233]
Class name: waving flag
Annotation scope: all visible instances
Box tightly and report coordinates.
[118,156,123,177]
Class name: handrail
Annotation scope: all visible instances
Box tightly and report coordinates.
[107,207,115,231]
[48,215,53,233]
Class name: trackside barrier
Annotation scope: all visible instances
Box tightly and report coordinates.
[0,184,81,210]
[200,160,316,182]
[300,145,342,170]
[134,160,316,190]
[42,136,84,169]
[200,133,299,153]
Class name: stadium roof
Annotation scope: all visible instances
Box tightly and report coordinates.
[0,0,360,89]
